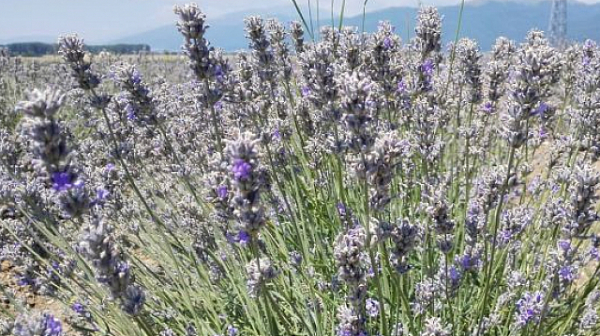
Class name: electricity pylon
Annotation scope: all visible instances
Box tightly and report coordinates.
[548,0,567,48]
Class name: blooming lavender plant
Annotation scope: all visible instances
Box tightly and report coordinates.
[58,35,100,91]
[3,3,600,336]
[78,215,145,315]
[16,88,90,217]
[226,131,268,240]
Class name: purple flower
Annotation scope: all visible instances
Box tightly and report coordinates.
[448,265,462,285]
[219,251,228,261]
[366,298,380,317]
[107,70,117,81]
[421,59,434,76]
[72,302,87,315]
[531,102,549,117]
[482,101,494,113]
[117,261,131,277]
[498,229,513,246]
[227,230,251,245]
[584,39,595,49]
[397,80,407,93]
[559,265,576,283]
[457,252,481,272]
[558,240,571,253]
[52,171,74,191]
[337,203,347,218]
[366,100,377,109]
[539,126,548,139]
[273,128,282,141]
[383,36,393,49]
[93,188,110,205]
[105,163,116,172]
[301,86,311,97]
[17,275,32,286]
[44,314,62,336]
[131,68,142,85]
[216,185,228,199]
[238,230,251,244]
[590,246,600,261]
[214,65,225,82]
[418,59,435,92]
[232,159,252,181]
[227,325,239,336]
[289,251,303,267]
[515,291,544,327]
[125,103,136,120]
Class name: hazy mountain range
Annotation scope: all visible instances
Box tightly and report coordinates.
[110,0,600,51]
[3,0,600,52]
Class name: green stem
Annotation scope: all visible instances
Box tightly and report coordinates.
[475,145,516,336]
[361,154,388,336]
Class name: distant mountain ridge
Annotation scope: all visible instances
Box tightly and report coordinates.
[102,0,600,51]
[110,7,306,52]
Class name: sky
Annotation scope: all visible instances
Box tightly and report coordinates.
[0,0,464,43]
[1,0,598,43]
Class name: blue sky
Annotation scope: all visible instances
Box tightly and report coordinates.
[0,0,453,43]
[1,0,597,43]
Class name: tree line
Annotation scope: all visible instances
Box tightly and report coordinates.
[0,42,151,56]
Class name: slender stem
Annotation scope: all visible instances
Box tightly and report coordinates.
[204,78,223,153]
[156,123,201,205]
[251,239,279,336]
[360,153,388,336]
[475,145,516,336]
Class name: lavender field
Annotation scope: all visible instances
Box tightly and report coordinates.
[2,2,600,335]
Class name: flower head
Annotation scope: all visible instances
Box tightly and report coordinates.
[51,171,75,192]
[232,159,252,181]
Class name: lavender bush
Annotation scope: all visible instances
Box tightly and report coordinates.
[1,3,600,336]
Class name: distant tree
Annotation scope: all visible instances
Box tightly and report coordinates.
[2,42,151,56]
[5,42,56,56]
